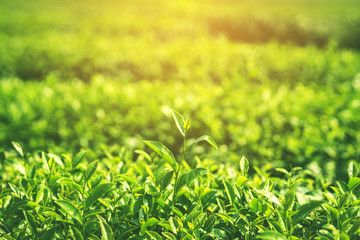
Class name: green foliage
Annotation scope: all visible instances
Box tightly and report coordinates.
[1,0,360,179]
[1,111,360,239]
[1,0,360,238]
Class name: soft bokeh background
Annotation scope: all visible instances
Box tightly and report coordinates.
[1,0,360,179]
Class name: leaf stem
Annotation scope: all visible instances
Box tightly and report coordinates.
[172,135,186,206]
[82,177,86,236]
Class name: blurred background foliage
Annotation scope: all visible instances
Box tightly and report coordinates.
[1,0,360,179]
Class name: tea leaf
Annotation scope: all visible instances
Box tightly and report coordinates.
[55,200,82,224]
[135,150,152,162]
[41,152,51,173]
[348,161,359,179]
[292,200,324,225]
[29,164,37,179]
[141,217,159,235]
[24,211,38,236]
[171,109,186,137]
[146,231,163,240]
[176,168,208,192]
[348,219,360,237]
[85,183,115,209]
[193,212,207,230]
[338,192,349,209]
[73,151,87,169]
[162,232,177,240]
[85,160,99,181]
[119,174,139,187]
[257,231,287,240]
[72,226,84,240]
[323,192,337,206]
[223,180,235,204]
[188,135,218,150]
[161,170,174,191]
[348,177,360,191]
[284,190,295,212]
[216,213,234,225]
[169,217,177,234]
[97,215,114,240]
[11,141,24,157]
[240,156,249,176]
[184,117,191,131]
[144,140,177,170]
[39,226,57,240]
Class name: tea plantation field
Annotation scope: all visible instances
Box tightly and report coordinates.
[1,0,360,239]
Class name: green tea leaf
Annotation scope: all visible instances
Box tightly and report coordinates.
[145,164,155,181]
[135,150,152,162]
[24,211,38,236]
[251,198,260,212]
[257,190,280,206]
[348,177,360,191]
[169,217,177,234]
[98,198,113,211]
[42,152,51,173]
[176,168,208,192]
[338,192,349,209]
[141,217,159,235]
[216,213,234,225]
[237,176,248,186]
[257,231,287,240]
[323,192,337,206]
[348,161,359,179]
[204,214,216,232]
[348,219,360,237]
[193,212,207,230]
[85,183,115,209]
[119,174,139,187]
[201,189,217,208]
[172,207,184,219]
[97,215,114,240]
[185,211,201,224]
[162,232,176,240]
[85,160,99,181]
[292,200,324,225]
[275,168,290,177]
[72,226,84,240]
[187,135,218,150]
[55,200,82,224]
[336,181,349,193]
[73,151,87,169]
[240,156,249,176]
[171,109,186,137]
[161,170,174,191]
[184,117,191,131]
[43,211,63,221]
[9,182,21,196]
[40,226,57,240]
[144,141,177,170]
[57,177,84,193]
[284,190,295,212]
[223,180,235,204]
[146,231,163,240]
[157,199,172,216]
[268,220,285,234]
[12,141,24,157]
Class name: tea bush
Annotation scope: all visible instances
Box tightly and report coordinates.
[1,0,360,238]
[1,70,360,178]
[0,0,360,81]
[1,111,359,239]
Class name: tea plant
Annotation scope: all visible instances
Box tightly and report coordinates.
[1,110,359,239]
[1,0,360,179]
